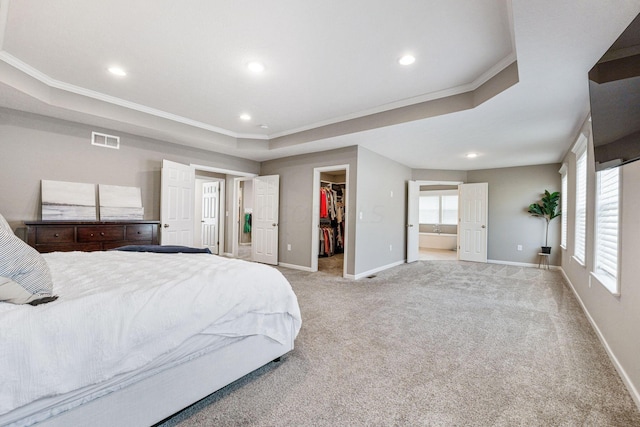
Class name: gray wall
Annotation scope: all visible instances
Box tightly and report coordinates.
[260,146,358,275]
[561,124,640,406]
[467,164,561,265]
[0,108,260,231]
[413,169,467,182]
[355,147,412,275]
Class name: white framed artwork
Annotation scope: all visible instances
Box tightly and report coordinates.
[41,180,97,221]
[98,184,144,220]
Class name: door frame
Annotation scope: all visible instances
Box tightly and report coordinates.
[194,178,223,254]
[311,165,350,278]
[251,175,280,265]
[160,159,195,246]
[191,164,255,256]
[231,175,258,258]
[406,180,420,263]
[408,180,463,261]
[458,182,489,263]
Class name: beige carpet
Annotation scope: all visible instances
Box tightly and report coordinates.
[158,260,640,426]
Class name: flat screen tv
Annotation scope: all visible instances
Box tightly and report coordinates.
[589,13,640,171]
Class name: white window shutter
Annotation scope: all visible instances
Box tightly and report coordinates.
[561,172,568,248]
[574,149,587,264]
[595,168,620,285]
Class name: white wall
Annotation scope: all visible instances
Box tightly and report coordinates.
[561,121,640,408]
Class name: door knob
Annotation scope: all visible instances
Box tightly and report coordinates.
[272,223,278,227]
[163,224,170,228]
[481,225,486,228]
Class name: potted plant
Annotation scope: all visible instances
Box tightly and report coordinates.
[527,190,561,254]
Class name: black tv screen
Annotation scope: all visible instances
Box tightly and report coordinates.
[589,13,640,171]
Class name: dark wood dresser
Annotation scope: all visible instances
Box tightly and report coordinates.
[25,221,160,253]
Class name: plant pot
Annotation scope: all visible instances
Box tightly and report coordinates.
[541,246,551,254]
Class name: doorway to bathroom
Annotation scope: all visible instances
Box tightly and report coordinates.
[407,180,462,262]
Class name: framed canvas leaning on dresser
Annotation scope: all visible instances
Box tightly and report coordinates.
[24,221,160,253]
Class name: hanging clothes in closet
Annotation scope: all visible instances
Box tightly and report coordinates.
[319,182,345,257]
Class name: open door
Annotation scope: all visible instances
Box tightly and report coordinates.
[201,181,220,254]
[160,159,195,246]
[406,180,420,263]
[252,175,279,265]
[458,182,488,263]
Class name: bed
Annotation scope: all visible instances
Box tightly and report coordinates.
[0,250,302,427]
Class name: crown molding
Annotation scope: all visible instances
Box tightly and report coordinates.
[0,51,269,141]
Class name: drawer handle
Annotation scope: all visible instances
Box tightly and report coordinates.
[90,233,94,237]
[100,232,105,236]
[54,233,59,237]
[137,231,141,234]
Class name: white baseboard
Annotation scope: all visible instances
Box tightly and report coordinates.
[487,259,560,270]
[278,262,314,272]
[559,268,640,410]
[350,260,405,280]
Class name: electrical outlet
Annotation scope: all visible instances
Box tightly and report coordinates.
[287,244,291,251]
[517,244,523,251]
[389,244,393,252]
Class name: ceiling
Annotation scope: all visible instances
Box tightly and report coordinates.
[0,0,638,170]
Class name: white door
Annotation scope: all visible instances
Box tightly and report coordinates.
[160,159,195,246]
[201,181,220,254]
[252,175,279,265]
[458,182,488,263]
[406,180,420,263]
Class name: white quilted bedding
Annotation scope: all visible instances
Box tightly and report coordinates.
[0,251,301,416]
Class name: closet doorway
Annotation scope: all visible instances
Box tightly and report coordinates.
[311,165,349,277]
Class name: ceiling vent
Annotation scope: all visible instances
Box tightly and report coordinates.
[91,131,120,149]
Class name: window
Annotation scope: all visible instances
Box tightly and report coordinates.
[593,167,620,294]
[419,191,458,225]
[573,136,587,264]
[441,195,458,224]
[559,165,568,248]
[419,196,439,224]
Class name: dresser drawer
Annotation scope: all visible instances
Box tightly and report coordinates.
[77,226,125,242]
[35,227,75,244]
[25,221,160,253]
[125,224,153,241]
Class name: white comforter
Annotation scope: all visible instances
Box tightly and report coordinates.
[0,251,301,415]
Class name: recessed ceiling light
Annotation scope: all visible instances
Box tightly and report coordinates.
[258,124,269,129]
[466,153,478,158]
[247,61,265,73]
[108,66,127,76]
[240,113,252,121]
[398,55,416,66]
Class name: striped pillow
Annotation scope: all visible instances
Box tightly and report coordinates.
[0,226,55,305]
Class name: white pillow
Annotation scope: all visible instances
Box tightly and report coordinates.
[0,226,55,305]
[0,213,11,233]
[0,276,44,304]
